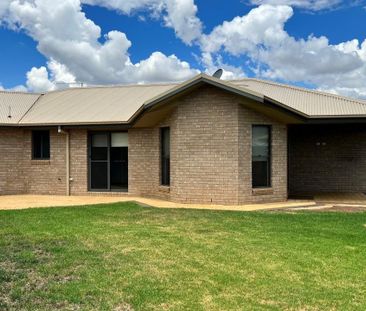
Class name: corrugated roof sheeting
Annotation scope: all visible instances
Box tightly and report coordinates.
[20,84,176,125]
[0,91,41,124]
[1,74,366,126]
[231,79,366,117]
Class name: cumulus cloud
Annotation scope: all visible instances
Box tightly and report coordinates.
[201,4,366,98]
[0,83,27,92]
[25,59,76,92]
[201,52,246,80]
[201,5,292,55]
[81,0,202,44]
[247,0,360,11]
[26,66,55,92]
[1,0,366,98]
[130,51,200,82]
[162,0,202,44]
[0,0,198,92]
[81,0,158,14]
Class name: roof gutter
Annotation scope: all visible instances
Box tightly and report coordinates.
[305,117,366,124]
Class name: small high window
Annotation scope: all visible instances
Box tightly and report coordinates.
[32,130,50,160]
[161,127,170,186]
[252,125,271,188]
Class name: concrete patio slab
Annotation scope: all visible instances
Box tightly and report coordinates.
[0,195,316,212]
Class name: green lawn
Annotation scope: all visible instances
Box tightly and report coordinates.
[0,203,366,310]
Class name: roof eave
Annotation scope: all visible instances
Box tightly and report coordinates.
[143,74,265,110]
[305,115,366,124]
[13,121,130,127]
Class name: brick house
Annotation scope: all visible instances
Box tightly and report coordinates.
[1,74,366,205]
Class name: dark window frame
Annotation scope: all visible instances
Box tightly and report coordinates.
[32,130,50,160]
[88,131,128,192]
[252,125,272,188]
[160,127,170,186]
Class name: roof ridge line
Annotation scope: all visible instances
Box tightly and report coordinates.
[0,90,41,95]
[44,81,181,95]
[233,78,366,105]
[17,94,44,124]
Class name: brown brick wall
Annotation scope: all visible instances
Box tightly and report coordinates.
[0,128,25,194]
[69,129,88,195]
[289,124,366,195]
[238,105,288,204]
[0,85,289,204]
[171,87,240,204]
[129,85,288,204]
[23,129,67,195]
[0,128,89,196]
[128,128,161,198]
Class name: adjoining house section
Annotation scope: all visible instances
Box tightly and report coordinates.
[0,74,366,205]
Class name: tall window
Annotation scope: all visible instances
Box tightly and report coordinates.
[32,130,50,160]
[161,127,170,186]
[252,125,271,188]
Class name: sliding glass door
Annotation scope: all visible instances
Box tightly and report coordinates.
[89,132,128,191]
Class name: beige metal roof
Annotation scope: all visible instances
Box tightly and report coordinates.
[143,74,264,108]
[231,78,366,118]
[17,74,265,126]
[0,91,41,124]
[20,83,177,125]
[1,73,366,126]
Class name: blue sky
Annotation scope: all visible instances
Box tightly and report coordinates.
[0,0,365,98]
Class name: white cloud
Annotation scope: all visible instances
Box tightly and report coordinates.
[0,0,198,92]
[130,51,200,82]
[0,83,27,92]
[317,86,366,99]
[47,59,77,86]
[81,0,158,14]
[25,59,76,92]
[201,5,292,55]
[247,0,352,10]
[81,0,202,44]
[162,0,202,44]
[26,66,55,92]
[1,1,366,99]
[0,83,28,92]
[201,4,366,98]
[0,1,11,19]
[9,85,28,92]
[201,52,246,80]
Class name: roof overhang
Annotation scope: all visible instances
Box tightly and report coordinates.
[1,73,365,128]
[132,74,308,127]
[305,116,366,124]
